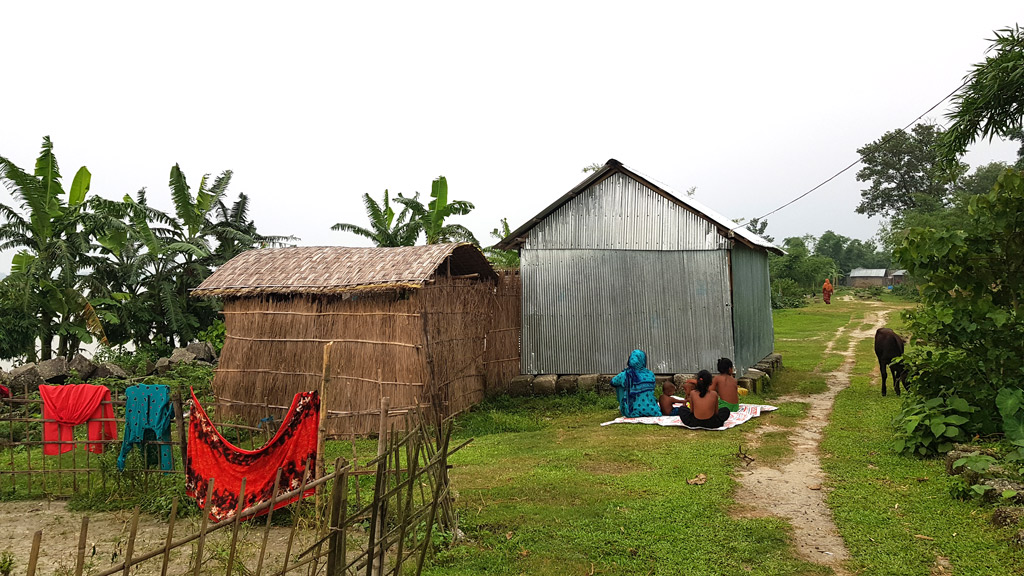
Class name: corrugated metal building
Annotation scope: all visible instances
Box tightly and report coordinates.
[846,268,888,287]
[496,159,782,376]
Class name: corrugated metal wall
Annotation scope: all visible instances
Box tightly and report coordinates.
[729,244,775,375]
[525,173,730,251]
[520,249,734,374]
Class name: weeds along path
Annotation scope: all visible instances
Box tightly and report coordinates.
[733,303,891,576]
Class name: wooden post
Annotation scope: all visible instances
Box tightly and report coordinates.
[371,397,390,576]
[174,389,187,468]
[225,478,247,576]
[317,342,332,483]
[282,458,312,574]
[328,464,349,576]
[121,507,140,576]
[74,516,89,576]
[160,497,179,576]
[192,479,215,576]
[254,468,282,576]
[27,530,41,576]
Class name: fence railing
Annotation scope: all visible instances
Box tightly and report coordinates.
[13,397,464,576]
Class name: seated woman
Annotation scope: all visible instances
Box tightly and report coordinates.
[678,370,732,429]
[611,350,662,418]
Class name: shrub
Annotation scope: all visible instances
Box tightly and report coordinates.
[892,395,975,456]
[770,278,807,309]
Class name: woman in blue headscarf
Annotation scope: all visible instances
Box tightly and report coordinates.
[611,350,662,418]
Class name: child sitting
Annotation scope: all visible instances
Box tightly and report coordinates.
[711,357,740,412]
[658,382,684,416]
[678,370,731,429]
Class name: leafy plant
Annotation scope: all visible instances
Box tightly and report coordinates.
[197,319,226,354]
[0,550,14,576]
[892,395,975,456]
[769,278,806,309]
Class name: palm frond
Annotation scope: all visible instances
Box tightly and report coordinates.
[168,164,198,232]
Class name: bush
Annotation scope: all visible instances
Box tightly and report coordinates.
[890,282,920,301]
[197,319,226,355]
[770,278,807,309]
[892,394,976,456]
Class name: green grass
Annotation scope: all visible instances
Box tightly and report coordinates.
[819,304,1024,575]
[430,395,826,576]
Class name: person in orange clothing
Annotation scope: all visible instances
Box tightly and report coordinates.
[822,278,833,304]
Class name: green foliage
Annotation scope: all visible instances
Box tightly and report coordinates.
[814,230,890,274]
[997,387,1024,447]
[856,123,966,219]
[889,281,920,301]
[0,550,14,576]
[396,176,477,245]
[744,217,773,243]
[197,318,226,354]
[769,278,805,309]
[892,395,976,456]
[331,189,420,247]
[939,25,1024,167]
[482,218,519,268]
[768,236,837,295]
[894,169,1024,442]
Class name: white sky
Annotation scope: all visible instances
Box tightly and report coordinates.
[1,2,1021,272]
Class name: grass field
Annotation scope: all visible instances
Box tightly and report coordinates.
[423,296,1024,575]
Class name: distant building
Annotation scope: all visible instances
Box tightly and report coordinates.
[889,269,908,285]
[846,268,889,287]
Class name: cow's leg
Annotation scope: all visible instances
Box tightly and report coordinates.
[880,360,888,396]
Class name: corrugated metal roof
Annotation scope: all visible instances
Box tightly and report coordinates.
[497,159,784,255]
[890,269,907,276]
[192,243,496,297]
[848,268,888,278]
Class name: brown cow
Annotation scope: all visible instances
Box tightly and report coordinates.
[874,328,907,396]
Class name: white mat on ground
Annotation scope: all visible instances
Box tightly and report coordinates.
[600,403,778,430]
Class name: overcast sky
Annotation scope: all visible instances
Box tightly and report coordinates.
[1,2,1020,272]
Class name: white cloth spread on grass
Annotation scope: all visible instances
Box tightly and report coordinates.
[599,403,778,430]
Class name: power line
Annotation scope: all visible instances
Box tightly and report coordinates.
[730,79,970,232]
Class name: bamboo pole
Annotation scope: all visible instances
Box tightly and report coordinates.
[121,507,140,576]
[26,530,41,576]
[174,389,187,468]
[370,397,390,576]
[254,468,282,576]
[192,479,216,576]
[160,497,179,576]
[225,478,247,576]
[281,458,312,574]
[318,343,332,485]
[74,516,89,576]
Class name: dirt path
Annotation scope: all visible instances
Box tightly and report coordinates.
[734,305,890,575]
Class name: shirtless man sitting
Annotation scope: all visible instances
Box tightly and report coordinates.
[678,370,731,429]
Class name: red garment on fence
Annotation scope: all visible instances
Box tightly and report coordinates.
[38,384,117,455]
[186,389,319,522]
[0,384,10,398]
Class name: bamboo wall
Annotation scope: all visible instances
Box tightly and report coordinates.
[483,270,521,396]
[212,274,508,436]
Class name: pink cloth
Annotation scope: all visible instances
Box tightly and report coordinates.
[39,384,117,455]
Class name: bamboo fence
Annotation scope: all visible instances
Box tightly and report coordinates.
[14,399,463,576]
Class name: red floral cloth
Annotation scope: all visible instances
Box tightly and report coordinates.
[38,384,117,455]
[0,384,10,398]
[186,389,319,522]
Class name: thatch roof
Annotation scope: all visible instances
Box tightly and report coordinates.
[192,243,496,298]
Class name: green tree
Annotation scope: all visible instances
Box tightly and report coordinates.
[895,168,1024,442]
[855,123,967,219]
[814,230,890,275]
[938,25,1024,167]
[769,236,837,296]
[331,190,420,247]
[744,217,773,243]
[396,176,477,244]
[483,218,520,268]
[0,137,106,360]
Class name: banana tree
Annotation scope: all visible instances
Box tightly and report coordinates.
[396,176,478,244]
[0,137,105,360]
[332,190,420,247]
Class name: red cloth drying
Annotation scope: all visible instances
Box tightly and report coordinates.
[0,384,10,398]
[186,389,319,522]
[38,384,117,455]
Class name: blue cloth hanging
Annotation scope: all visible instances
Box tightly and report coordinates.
[117,384,173,471]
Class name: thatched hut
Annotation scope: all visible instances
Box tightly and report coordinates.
[192,243,505,436]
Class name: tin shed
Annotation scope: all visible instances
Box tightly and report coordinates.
[191,243,502,436]
[496,159,783,376]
